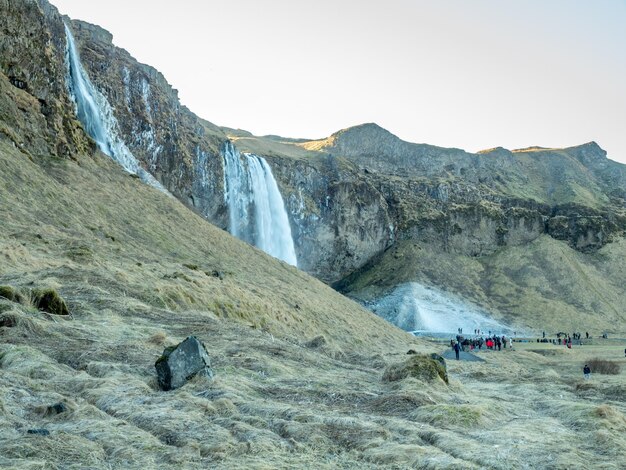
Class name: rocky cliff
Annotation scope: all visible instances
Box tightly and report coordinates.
[0,0,92,157]
[1,1,231,225]
[65,19,230,224]
[236,125,625,282]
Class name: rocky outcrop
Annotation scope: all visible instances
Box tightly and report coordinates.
[0,0,92,157]
[267,130,625,279]
[1,1,231,226]
[155,336,213,391]
[267,154,394,281]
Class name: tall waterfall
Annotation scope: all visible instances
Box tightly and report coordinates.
[222,142,298,266]
[64,23,165,191]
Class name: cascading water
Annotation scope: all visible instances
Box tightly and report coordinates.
[370,282,515,335]
[64,23,165,192]
[222,142,298,266]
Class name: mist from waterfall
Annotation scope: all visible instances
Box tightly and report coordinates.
[64,23,165,191]
[222,142,298,266]
[370,282,515,335]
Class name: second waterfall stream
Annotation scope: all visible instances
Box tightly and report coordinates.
[222,142,298,266]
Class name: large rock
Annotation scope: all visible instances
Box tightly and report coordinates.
[155,336,213,391]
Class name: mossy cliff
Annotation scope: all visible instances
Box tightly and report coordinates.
[1,0,230,225]
[0,0,92,157]
[65,19,229,224]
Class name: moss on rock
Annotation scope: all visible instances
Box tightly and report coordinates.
[0,286,22,303]
[31,288,69,316]
[382,354,448,384]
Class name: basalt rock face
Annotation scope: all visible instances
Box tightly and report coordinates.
[265,153,394,282]
[261,126,625,282]
[0,0,92,158]
[335,126,624,252]
[1,1,229,226]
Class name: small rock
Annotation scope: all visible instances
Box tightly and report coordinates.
[406,349,417,355]
[27,429,50,436]
[305,335,327,348]
[155,336,213,391]
[47,402,67,415]
[0,315,17,328]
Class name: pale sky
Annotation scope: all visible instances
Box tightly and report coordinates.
[52,0,626,164]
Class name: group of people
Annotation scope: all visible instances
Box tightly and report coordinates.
[535,331,600,348]
[450,333,513,359]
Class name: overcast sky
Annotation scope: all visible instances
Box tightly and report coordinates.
[52,0,626,164]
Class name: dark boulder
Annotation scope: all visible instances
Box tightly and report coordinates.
[155,336,213,391]
[47,402,67,415]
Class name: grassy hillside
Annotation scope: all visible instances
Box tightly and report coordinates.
[1,7,625,466]
[339,236,626,335]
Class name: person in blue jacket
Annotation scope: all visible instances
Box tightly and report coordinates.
[453,341,460,360]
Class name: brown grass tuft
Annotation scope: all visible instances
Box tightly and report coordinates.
[0,285,22,303]
[148,331,168,346]
[586,358,621,375]
[30,288,70,316]
[368,392,436,415]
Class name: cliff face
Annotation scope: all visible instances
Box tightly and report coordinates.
[0,0,91,157]
[265,153,394,281]
[251,126,625,282]
[65,19,229,225]
[1,1,231,226]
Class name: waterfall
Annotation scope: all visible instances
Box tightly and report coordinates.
[370,282,514,335]
[64,23,165,192]
[222,142,298,266]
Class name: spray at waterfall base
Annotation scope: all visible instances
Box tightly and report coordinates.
[369,282,522,336]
